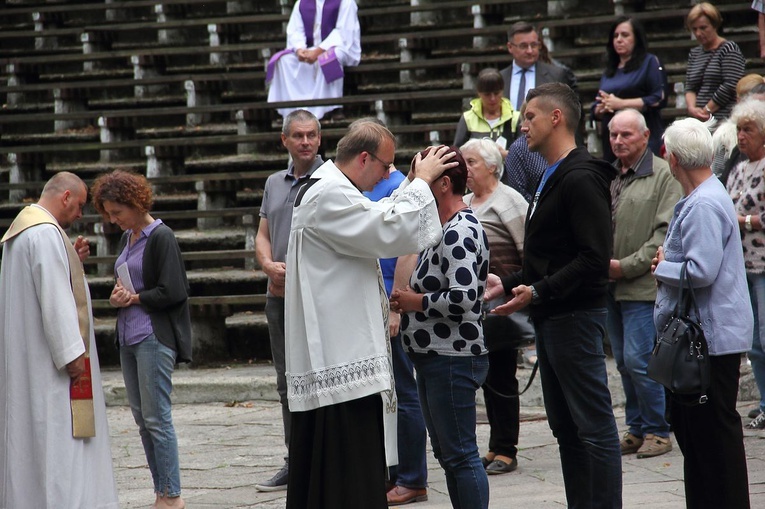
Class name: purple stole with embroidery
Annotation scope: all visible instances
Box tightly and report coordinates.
[266,0,344,84]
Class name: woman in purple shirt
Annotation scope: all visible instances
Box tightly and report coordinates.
[92,170,191,509]
[592,16,666,161]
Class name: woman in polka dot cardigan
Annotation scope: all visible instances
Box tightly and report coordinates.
[391,146,491,509]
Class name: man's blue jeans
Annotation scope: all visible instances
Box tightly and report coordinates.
[747,273,765,414]
[409,352,489,509]
[606,295,670,437]
[120,334,182,497]
[534,308,622,509]
[389,334,428,489]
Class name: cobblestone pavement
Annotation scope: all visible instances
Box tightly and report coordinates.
[108,398,765,508]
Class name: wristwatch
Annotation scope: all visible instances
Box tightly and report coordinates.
[530,285,541,304]
[746,214,753,232]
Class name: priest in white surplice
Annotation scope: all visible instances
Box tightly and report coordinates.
[266,0,360,120]
[0,173,119,509]
[284,120,458,508]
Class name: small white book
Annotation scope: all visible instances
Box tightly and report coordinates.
[116,262,136,294]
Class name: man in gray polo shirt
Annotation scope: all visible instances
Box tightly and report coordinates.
[254,109,323,491]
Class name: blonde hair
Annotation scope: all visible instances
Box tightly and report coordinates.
[737,74,765,100]
[686,2,722,30]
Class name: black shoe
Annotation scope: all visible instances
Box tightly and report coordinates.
[485,457,518,475]
[746,412,765,430]
[748,408,762,419]
[480,456,491,468]
[255,462,289,492]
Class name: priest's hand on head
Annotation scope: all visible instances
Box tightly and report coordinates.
[66,354,86,382]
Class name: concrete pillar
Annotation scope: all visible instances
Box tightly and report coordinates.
[461,62,476,92]
[81,32,109,72]
[98,116,135,163]
[227,1,254,14]
[54,88,88,132]
[33,12,59,50]
[105,0,127,21]
[374,100,389,126]
[209,24,239,66]
[195,181,236,229]
[235,110,260,156]
[6,63,35,106]
[471,5,489,49]
[132,55,168,98]
[94,222,122,276]
[548,0,578,17]
[243,214,256,271]
[156,4,186,45]
[8,153,42,203]
[674,82,686,110]
[185,80,213,127]
[410,0,437,26]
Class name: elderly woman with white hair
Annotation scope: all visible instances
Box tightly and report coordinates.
[726,98,765,431]
[460,138,529,475]
[653,117,752,509]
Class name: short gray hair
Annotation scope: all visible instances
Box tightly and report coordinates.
[460,138,504,180]
[663,118,713,170]
[282,109,320,136]
[608,108,648,133]
[729,98,765,135]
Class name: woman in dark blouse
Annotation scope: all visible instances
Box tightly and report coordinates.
[92,170,190,509]
[684,2,745,123]
[593,16,665,161]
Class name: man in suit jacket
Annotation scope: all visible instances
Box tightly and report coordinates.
[500,22,578,111]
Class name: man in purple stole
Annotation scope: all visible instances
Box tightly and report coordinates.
[266,0,360,120]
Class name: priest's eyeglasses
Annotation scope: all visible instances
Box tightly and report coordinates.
[368,151,395,170]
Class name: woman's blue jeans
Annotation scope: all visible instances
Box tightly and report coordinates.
[120,334,181,497]
[409,352,489,509]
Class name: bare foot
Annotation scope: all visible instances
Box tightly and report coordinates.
[156,495,185,509]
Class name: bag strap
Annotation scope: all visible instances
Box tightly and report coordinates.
[678,261,711,405]
[680,262,703,322]
[482,360,539,399]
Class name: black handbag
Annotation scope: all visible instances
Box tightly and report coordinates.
[647,262,711,405]
[482,297,535,352]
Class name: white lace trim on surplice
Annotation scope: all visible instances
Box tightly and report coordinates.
[405,186,439,252]
[288,353,392,403]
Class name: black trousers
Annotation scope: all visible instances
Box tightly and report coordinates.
[286,394,387,509]
[670,354,750,509]
[482,347,520,458]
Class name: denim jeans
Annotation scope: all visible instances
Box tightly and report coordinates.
[120,334,181,496]
[409,353,489,509]
[265,296,291,452]
[746,273,765,414]
[389,334,428,489]
[534,308,622,509]
[606,294,669,437]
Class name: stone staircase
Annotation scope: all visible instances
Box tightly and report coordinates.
[0,0,761,364]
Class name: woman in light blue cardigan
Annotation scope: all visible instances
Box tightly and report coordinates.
[652,118,751,509]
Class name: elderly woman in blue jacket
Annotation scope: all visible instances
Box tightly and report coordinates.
[652,118,751,509]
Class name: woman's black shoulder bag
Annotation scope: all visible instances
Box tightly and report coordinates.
[647,262,711,405]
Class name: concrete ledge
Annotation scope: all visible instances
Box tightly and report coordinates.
[99,357,760,408]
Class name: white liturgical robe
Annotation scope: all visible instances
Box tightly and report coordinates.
[267,0,361,119]
[285,160,441,413]
[0,208,119,509]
